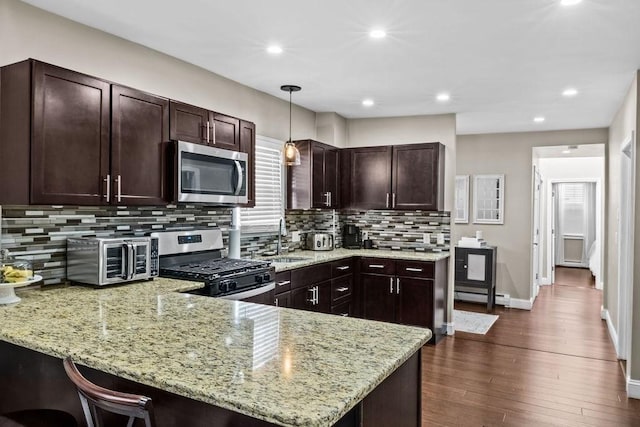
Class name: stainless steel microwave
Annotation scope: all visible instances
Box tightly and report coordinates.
[176,140,248,204]
[66,237,159,286]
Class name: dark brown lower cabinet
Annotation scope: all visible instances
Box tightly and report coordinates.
[274,291,290,308]
[291,280,331,313]
[362,274,397,323]
[396,277,434,327]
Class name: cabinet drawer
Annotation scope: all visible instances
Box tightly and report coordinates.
[331,259,353,277]
[275,270,292,293]
[331,276,352,302]
[290,262,331,289]
[360,257,395,275]
[396,260,434,279]
[331,300,352,317]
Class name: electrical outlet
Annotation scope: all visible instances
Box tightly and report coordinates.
[423,233,431,244]
[291,231,301,242]
[362,231,369,240]
[436,233,445,245]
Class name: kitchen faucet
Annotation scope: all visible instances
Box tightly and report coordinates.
[277,217,287,255]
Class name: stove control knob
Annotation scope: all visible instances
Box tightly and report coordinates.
[262,273,271,282]
[255,275,264,284]
[229,281,237,291]
[219,280,230,293]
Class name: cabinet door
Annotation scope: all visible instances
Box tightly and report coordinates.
[31,62,111,205]
[315,280,332,314]
[211,113,240,150]
[111,85,169,205]
[239,120,256,207]
[396,277,433,328]
[274,291,291,308]
[291,286,315,311]
[392,143,444,210]
[311,143,327,208]
[324,147,340,208]
[361,274,396,323]
[169,101,208,144]
[349,146,392,210]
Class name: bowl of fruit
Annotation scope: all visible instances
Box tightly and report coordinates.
[0,251,41,304]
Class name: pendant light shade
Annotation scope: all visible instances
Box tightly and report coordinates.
[281,84,302,166]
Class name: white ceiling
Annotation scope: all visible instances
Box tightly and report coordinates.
[22,0,640,135]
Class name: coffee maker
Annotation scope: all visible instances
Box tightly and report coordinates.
[343,224,362,249]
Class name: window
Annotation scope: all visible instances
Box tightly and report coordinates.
[473,174,505,224]
[240,135,284,233]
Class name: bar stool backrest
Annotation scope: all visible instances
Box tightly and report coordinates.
[63,357,156,427]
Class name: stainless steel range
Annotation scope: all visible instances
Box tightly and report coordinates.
[151,229,275,302]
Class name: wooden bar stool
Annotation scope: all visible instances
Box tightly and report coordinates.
[0,409,77,427]
[62,358,156,427]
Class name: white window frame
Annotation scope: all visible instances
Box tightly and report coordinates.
[240,135,285,234]
[473,174,505,225]
[454,175,470,224]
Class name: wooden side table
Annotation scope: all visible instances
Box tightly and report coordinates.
[454,246,497,311]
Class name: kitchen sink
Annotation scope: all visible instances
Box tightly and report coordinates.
[268,256,310,263]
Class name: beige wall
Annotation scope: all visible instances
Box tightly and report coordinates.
[0,0,317,142]
[456,129,608,302]
[316,112,348,148]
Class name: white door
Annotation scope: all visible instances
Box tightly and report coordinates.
[550,185,557,284]
[532,167,542,297]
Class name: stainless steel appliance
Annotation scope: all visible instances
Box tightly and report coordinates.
[343,224,362,249]
[151,229,275,301]
[174,140,248,204]
[306,233,334,251]
[66,237,159,286]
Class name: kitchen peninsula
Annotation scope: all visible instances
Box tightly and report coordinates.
[0,278,430,427]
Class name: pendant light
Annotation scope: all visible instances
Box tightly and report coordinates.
[281,84,302,166]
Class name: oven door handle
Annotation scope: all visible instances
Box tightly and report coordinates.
[218,282,275,301]
[234,160,243,196]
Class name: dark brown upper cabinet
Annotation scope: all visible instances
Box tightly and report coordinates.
[344,143,444,211]
[287,139,340,210]
[111,85,169,205]
[239,120,256,208]
[169,101,239,150]
[0,60,170,206]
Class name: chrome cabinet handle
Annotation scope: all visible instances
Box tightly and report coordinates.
[369,264,385,269]
[324,192,330,206]
[396,277,400,294]
[389,277,394,294]
[386,193,390,208]
[234,160,243,196]
[104,174,111,201]
[336,266,350,271]
[406,267,423,272]
[336,287,349,292]
[126,243,135,280]
[392,193,396,208]
[340,313,349,317]
[206,120,210,143]
[314,286,319,305]
[115,175,122,203]
[328,192,332,206]
[212,121,216,145]
[277,280,291,287]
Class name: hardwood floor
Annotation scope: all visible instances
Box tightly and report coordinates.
[422,274,640,426]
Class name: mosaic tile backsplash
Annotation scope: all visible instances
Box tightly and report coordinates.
[1,205,449,285]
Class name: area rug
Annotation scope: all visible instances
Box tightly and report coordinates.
[453,310,499,334]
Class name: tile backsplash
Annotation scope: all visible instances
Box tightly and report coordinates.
[1,205,449,285]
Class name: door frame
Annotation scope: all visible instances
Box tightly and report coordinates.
[617,133,635,362]
[531,165,543,299]
[546,178,602,289]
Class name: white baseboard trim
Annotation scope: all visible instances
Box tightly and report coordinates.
[540,277,552,286]
[508,298,533,310]
[600,306,606,320]
[628,379,640,399]
[603,309,620,357]
[444,322,455,336]
[596,281,604,291]
[454,291,511,307]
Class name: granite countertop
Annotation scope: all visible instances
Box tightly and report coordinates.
[263,248,450,272]
[0,279,431,427]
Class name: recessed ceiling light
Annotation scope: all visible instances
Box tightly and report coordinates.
[562,149,571,154]
[267,45,283,54]
[534,116,545,123]
[369,29,386,39]
[562,88,579,97]
[436,93,451,102]
[560,0,582,6]
[362,99,375,107]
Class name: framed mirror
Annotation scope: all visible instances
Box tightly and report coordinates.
[473,174,504,224]
[454,175,469,224]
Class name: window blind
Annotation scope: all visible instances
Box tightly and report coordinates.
[240,135,284,233]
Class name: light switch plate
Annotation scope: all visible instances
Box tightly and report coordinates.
[291,231,300,242]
